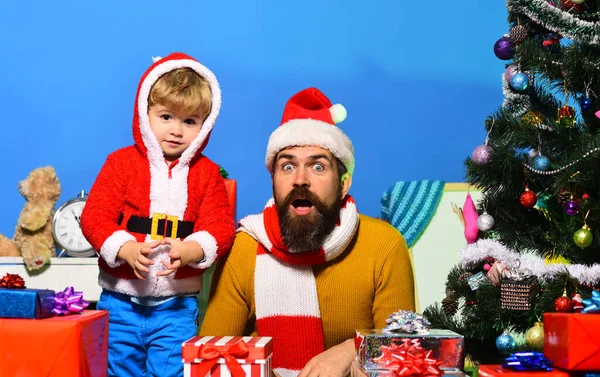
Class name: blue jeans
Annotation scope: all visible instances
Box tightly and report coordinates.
[97,290,199,377]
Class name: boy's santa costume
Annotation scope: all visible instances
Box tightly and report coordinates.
[81,52,235,297]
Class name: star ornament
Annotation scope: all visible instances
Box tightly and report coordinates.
[582,290,600,314]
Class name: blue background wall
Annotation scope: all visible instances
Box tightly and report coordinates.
[0,1,508,237]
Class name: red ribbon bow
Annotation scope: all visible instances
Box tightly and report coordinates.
[196,340,250,377]
[373,338,443,376]
[0,273,26,288]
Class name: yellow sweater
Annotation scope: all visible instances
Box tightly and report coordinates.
[200,214,415,350]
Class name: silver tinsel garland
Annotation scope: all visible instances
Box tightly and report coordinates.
[507,0,600,46]
[459,239,600,285]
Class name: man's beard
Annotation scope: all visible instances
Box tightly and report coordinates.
[275,186,343,253]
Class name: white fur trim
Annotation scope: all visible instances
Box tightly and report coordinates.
[98,267,203,297]
[265,119,354,174]
[255,253,321,318]
[137,58,222,168]
[100,230,136,268]
[148,163,188,219]
[184,231,218,269]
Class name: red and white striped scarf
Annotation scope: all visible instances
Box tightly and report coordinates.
[238,195,359,377]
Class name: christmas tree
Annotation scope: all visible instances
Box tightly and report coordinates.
[423,0,600,364]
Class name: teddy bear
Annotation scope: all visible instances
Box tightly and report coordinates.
[0,166,62,270]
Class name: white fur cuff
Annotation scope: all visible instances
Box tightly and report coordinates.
[265,119,355,174]
[184,231,218,269]
[100,230,136,268]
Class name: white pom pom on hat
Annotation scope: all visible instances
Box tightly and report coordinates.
[329,103,347,124]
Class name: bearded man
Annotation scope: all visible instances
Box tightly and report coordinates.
[200,87,415,377]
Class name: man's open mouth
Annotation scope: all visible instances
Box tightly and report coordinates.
[291,198,314,215]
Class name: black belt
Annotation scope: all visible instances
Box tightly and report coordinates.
[125,215,194,239]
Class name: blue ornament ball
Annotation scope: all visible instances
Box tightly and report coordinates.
[510,73,529,91]
[494,36,514,60]
[532,155,550,171]
[581,97,593,111]
[496,333,516,354]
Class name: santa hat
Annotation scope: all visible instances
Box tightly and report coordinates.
[265,88,355,175]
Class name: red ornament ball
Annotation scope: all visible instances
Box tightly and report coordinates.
[554,295,573,312]
[560,0,587,13]
[583,193,590,200]
[520,189,538,208]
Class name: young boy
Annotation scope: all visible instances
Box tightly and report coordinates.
[80,52,235,377]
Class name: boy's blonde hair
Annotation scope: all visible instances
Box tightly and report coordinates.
[149,68,212,121]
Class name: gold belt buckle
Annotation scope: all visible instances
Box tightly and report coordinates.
[150,213,179,240]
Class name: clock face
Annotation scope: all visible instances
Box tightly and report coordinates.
[53,199,94,254]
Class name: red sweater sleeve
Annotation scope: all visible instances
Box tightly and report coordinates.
[81,153,135,267]
[184,161,236,269]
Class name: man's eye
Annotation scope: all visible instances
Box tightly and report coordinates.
[184,119,196,125]
[282,164,294,172]
[313,164,324,172]
[161,114,171,121]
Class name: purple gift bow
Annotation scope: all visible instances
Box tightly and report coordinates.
[52,286,89,316]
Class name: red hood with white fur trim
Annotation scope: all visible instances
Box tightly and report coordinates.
[80,53,235,298]
[132,52,221,166]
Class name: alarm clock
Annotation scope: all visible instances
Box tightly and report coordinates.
[52,190,97,257]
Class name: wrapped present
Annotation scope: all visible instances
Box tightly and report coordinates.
[355,329,464,370]
[544,312,600,370]
[224,179,237,220]
[0,310,108,377]
[182,336,272,377]
[0,287,55,319]
[478,364,569,377]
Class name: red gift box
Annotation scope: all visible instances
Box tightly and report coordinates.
[478,365,569,377]
[0,310,108,377]
[544,312,600,370]
[182,335,273,377]
[224,179,237,221]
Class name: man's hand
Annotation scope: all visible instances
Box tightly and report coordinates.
[118,240,160,280]
[157,238,204,276]
[299,339,356,377]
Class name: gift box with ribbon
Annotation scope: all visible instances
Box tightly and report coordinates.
[0,273,89,319]
[356,311,464,370]
[0,287,55,319]
[353,338,466,377]
[0,273,55,319]
[355,329,464,370]
[544,312,600,370]
[0,310,108,377]
[182,336,273,377]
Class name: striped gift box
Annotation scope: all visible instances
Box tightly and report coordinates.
[182,336,273,377]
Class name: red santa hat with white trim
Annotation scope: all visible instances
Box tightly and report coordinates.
[265,87,355,175]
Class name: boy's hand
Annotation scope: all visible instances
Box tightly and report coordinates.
[118,240,160,280]
[157,238,205,276]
